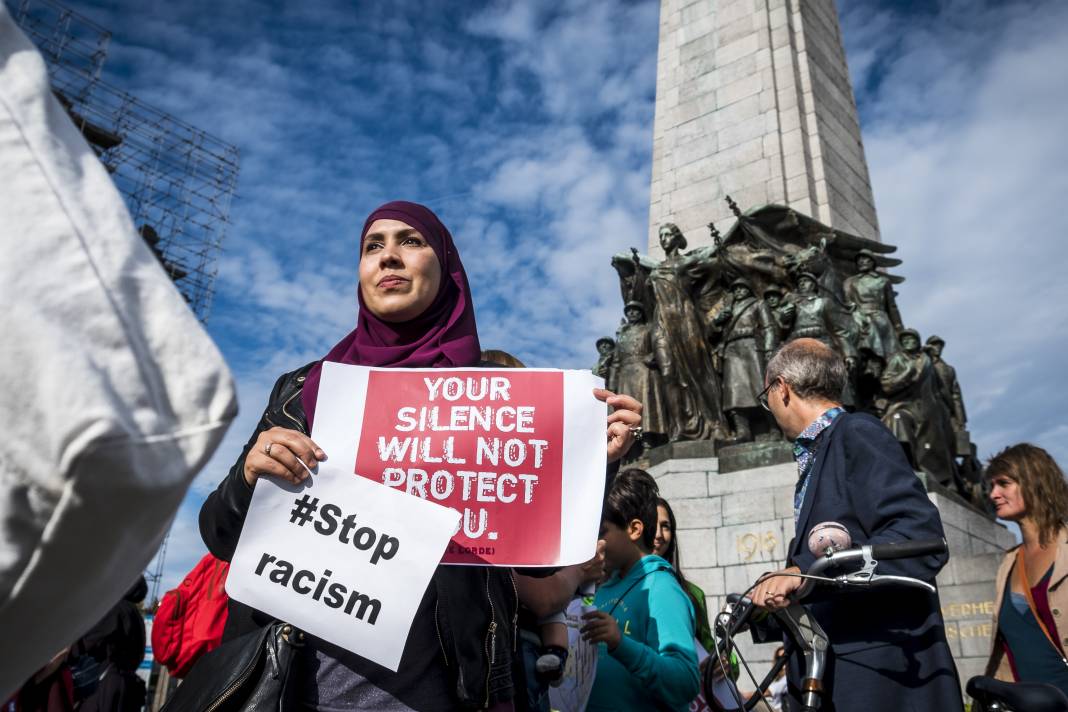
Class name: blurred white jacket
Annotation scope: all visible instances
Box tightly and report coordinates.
[0,5,237,696]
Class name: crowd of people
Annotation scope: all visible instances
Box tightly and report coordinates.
[171,200,1068,712]
[6,189,1068,711]
[4,7,1068,709]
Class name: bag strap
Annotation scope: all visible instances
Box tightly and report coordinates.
[606,566,673,616]
[1015,548,1068,667]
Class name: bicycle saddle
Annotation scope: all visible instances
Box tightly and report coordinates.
[967,675,1068,712]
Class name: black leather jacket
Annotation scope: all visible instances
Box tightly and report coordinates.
[199,363,519,710]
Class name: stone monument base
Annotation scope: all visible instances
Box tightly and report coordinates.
[641,448,1014,699]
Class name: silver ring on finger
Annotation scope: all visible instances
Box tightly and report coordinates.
[264,442,274,457]
[628,425,643,439]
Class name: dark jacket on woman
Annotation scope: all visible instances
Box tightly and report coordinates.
[199,363,519,710]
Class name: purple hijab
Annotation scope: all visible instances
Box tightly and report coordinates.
[301,201,481,428]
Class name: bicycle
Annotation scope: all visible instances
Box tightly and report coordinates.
[710,535,951,711]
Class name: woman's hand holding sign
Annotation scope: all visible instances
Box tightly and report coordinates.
[580,540,607,584]
[244,426,327,487]
[595,388,643,463]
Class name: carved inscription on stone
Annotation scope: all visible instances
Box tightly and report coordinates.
[945,623,993,641]
[736,531,778,562]
[941,601,995,619]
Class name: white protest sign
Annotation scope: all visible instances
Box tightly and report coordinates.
[547,596,598,712]
[226,467,460,671]
[311,363,607,567]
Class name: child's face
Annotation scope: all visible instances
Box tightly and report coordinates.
[599,519,640,573]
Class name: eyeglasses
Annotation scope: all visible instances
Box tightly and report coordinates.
[757,379,780,411]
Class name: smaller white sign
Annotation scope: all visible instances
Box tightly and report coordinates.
[226,465,461,671]
[547,597,598,712]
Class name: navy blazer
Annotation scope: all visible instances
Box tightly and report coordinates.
[783,412,963,711]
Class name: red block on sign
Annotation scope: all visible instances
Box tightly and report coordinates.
[354,370,565,565]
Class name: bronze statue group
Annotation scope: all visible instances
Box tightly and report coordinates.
[596,205,975,499]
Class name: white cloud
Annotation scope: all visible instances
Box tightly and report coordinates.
[466,0,658,121]
[464,2,540,42]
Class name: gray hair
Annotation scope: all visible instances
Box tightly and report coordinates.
[765,338,847,402]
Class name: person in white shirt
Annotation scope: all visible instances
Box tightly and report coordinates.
[0,5,236,696]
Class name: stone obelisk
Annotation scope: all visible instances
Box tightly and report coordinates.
[643,0,1013,695]
[648,0,880,252]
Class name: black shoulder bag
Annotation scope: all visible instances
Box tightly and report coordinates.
[161,622,303,712]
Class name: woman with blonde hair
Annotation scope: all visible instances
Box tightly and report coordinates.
[985,443,1068,698]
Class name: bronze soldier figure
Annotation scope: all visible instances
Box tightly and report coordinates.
[593,337,616,388]
[612,302,668,443]
[925,335,967,433]
[880,329,958,486]
[843,249,904,360]
[762,285,792,343]
[782,272,857,405]
[782,273,856,363]
[711,278,776,443]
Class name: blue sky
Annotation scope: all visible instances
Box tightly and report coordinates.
[21,0,1067,593]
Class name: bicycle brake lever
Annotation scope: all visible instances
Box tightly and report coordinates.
[853,545,877,583]
[716,598,752,637]
[866,574,936,593]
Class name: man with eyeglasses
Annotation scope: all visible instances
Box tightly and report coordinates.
[750,338,962,712]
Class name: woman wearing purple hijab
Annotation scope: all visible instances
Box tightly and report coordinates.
[198,202,642,711]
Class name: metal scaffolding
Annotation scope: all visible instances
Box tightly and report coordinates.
[12,0,241,607]
[12,0,240,322]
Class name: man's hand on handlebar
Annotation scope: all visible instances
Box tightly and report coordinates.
[752,566,802,610]
[701,652,732,682]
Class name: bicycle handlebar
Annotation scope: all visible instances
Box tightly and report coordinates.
[715,538,947,711]
[797,538,946,598]
[870,538,947,561]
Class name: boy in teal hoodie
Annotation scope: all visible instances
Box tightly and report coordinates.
[581,468,699,712]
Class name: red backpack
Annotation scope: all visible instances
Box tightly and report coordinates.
[151,553,230,678]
